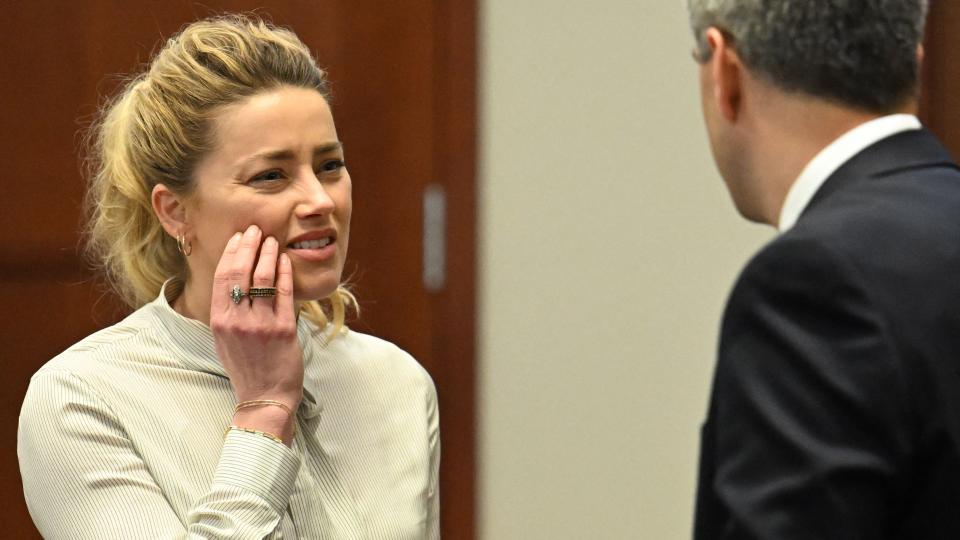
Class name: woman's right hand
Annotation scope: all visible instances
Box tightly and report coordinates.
[210,224,303,445]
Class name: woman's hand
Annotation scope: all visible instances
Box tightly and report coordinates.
[210,224,302,444]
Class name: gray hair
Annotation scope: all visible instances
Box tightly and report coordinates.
[687,0,929,112]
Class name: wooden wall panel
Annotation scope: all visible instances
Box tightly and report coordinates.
[431,1,478,533]
[3,3,92,273]
[920,1,960,158]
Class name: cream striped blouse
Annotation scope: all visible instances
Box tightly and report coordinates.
[18,282,440,539]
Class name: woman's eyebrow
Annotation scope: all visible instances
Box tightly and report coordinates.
[239,142,344,168]
[313,141,343,155]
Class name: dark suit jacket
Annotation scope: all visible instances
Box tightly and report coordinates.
[694,128,960,539]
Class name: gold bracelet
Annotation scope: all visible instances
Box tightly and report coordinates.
[225,425,284,445]
[234,399,295,417]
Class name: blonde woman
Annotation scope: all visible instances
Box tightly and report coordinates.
[17,15,439,539]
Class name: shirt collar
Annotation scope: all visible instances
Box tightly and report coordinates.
[777,114,921,232]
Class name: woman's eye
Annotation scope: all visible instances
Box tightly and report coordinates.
[250,170,285,183]
[318,159,346,173]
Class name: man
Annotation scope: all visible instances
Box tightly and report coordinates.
[689,1,960,538]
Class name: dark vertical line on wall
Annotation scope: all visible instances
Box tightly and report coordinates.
[432,0,478,538]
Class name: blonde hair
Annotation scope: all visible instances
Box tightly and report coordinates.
[84,14,356,334]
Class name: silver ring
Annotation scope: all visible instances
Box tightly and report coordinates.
[248,287,278,299]
[230,285,246,305]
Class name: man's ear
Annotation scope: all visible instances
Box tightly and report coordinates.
[705,28,743,123]
[152,184,188,239]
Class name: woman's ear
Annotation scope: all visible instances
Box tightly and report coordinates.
[152,184,188,238]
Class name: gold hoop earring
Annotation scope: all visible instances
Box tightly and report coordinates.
[176,233,193,256]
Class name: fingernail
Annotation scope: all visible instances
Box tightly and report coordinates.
[265,236,277,248]
[245,224,259,236]
[229,232,242,244]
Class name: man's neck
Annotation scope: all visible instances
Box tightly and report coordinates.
[746,91,895,226]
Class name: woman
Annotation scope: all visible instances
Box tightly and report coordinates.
[17,15,439,539]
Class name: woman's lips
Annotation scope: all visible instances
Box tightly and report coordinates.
[285,237,337,262]
[289,237,332,250]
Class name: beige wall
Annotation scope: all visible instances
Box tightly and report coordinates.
[478,2,772,538]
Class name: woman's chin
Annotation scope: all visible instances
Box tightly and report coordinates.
[293,279,342,304]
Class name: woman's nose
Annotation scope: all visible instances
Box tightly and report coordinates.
[295,174,336,218]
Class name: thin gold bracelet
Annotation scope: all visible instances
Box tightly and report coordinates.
[225,425,284,445]
[234,399,295,417]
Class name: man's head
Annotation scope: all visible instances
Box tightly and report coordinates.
[688,0,928,113]
[688,0,929,224]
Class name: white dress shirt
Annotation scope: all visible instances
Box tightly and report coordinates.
[18,280,440,539]
[778,114,921,232]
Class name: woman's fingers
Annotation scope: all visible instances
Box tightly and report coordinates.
[210,225,293,322]
[252,236,278,287]
[275,252,295,324]
[251,236,279,311]
[232,225,262,281]
[211,225,262,313]
[227,225,262,305]
[211,231,244,313]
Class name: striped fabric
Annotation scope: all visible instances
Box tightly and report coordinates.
[18,281,440,539]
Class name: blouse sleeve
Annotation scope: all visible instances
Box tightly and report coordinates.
[18,369,300,539]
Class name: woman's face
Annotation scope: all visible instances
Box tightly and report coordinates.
[185,85,352,303]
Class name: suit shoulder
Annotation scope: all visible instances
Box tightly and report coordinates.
[738,232,846,289]
[783,171,960,290]
[802,166,960,248]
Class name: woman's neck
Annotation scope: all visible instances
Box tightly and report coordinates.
[173,277,213,326]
